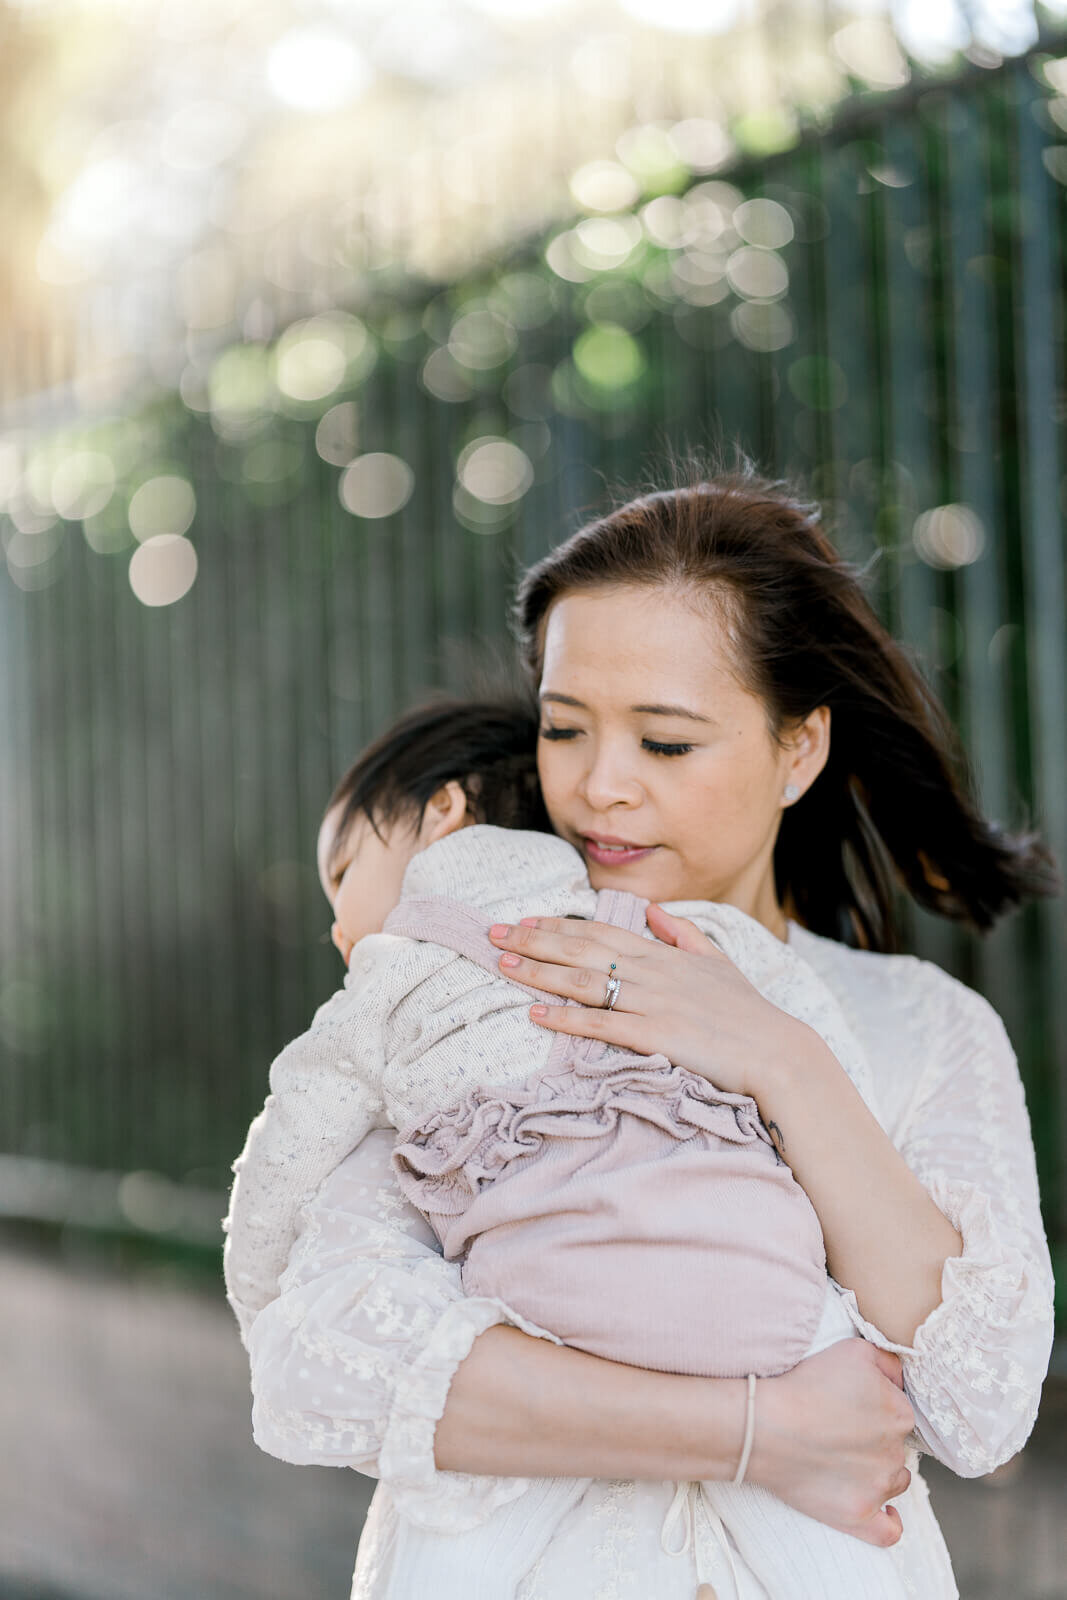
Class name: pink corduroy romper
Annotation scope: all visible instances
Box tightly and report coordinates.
[387,887,829,1379]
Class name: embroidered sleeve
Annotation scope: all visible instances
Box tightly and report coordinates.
[223,938,404,1346]
[838,972,1055,1477]
[246,1128,561,1531]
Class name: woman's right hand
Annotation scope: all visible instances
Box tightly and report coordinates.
[749,1340,916,1547]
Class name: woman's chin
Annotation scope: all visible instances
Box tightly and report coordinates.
[586,862,679,902]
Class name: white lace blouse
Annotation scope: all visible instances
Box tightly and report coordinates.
[242,877,1055,1599]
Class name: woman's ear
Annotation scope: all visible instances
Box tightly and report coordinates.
[418,779,472,844]
[784,705,831,798]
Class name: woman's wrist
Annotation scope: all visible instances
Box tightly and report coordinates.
[435,1325,752,1484]
[747,1017,833,1107]
[694,1372,754,1482]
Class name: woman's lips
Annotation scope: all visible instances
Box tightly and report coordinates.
[581,835,659,867]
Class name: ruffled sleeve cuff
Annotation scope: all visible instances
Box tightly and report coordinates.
[377,1295,563,1532]
[832,1172,1054,1475]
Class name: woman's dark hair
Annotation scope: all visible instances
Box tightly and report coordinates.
[324,694,551,879]
[514,461,1060,952]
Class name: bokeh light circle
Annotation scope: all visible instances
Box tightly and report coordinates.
[573,215,642,270]
[572,323,646,389]
[570,160,640,213]
[128,476,197,541]
[315,403,360,466]
[912,504,986,569]
[339,453,414,518]
[51,452,116,520]
[448,309,518,371]
[730,300,796,351]
[421,346,475,402]
[669,118,733,172]
[209,345,273,439]
[831,20,910,89]
[266,27,372,113]
[641,195,687,247]
[128,534,198,606]
[274,314,376,405]
[456,438,533,505]
[5,525,65,577]
[726,246,789,300]
[275,337,347,402]
[733,198,795,249]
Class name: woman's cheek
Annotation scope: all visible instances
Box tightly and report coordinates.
[536,746,571,816]
[687,771,766,857]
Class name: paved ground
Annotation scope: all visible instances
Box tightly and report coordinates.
[0,1239,1063,1600]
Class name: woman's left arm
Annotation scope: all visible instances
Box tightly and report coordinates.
[819,971,1056,1477]
[488,912,1055,1477]
[740,1014,965,1350]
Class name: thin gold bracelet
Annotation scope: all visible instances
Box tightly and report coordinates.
[732,1373,757,1486]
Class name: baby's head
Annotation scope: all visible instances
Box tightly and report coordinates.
[317,695,551,963]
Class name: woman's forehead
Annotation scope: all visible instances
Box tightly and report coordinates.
[540,586,744,701]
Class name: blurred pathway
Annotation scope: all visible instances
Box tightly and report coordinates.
[0,1243,1062,1600]
[0,1243,369,1600]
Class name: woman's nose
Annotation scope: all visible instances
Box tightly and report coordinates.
[578,745,641,810]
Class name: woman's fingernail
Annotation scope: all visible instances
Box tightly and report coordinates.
[530,1005,548,1018]
[519,917,539,927]
[490,924,510,938]
[500,953,520,967]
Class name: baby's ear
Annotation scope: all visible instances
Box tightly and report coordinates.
[420,779,472,843]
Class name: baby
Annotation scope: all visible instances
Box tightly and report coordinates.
[224,694,912,1600]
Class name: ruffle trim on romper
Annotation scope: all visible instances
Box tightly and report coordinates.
[392,1053,775,1221]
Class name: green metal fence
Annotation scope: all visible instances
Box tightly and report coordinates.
[1,51,1064,1276]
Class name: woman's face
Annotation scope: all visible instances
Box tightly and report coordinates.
[535,584,829,931]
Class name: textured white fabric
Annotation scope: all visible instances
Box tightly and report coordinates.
[232,826,1055,1599]
[378,1285,915,1600]
[786,925,1057,1479]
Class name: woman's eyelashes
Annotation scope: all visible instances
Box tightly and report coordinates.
[642,739,693,757]
[538,726,693,757]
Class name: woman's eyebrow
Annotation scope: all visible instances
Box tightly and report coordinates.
[632,701,714,724]
[540,691,714,724]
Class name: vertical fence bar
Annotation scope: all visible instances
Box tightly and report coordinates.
[1010,63,1067,1234]
[938,82,1026,1031]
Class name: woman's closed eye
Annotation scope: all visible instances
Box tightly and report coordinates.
[642,739,693,757]
[539,726,693,757]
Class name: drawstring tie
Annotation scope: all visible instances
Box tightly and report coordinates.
[661,1481,745,1600]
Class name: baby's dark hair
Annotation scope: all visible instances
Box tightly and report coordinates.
[323,694,552,878]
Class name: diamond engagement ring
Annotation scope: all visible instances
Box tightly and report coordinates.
[602,961,621,1010]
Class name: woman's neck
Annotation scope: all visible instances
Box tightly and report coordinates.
[682,861,800,943]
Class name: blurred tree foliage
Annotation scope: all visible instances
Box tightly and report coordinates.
[0,44,1064,1295]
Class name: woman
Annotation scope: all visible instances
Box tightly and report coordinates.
[246,469,1057,1598]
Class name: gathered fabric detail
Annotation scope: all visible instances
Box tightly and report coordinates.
[389,885,829,1379]
[393,1050,775,1222]
[389,884,776,1224]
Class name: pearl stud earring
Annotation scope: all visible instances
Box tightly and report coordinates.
[783,783,800,803]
